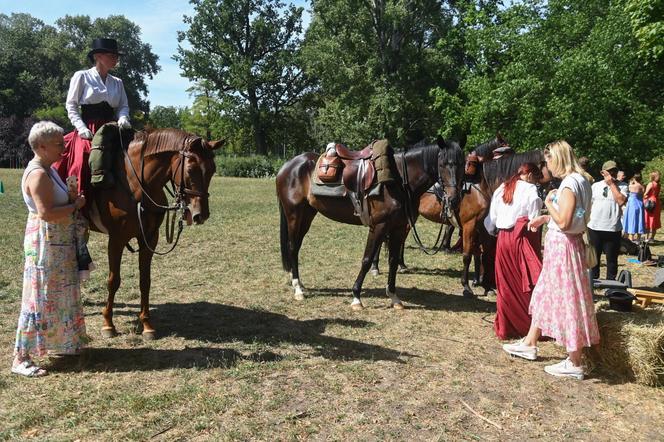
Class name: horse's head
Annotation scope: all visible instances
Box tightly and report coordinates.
[474,134,510,162]
[436,135,465,210]
[174,137,225,225]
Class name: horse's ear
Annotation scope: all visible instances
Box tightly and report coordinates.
[206,139,225,151]
[496,132,507,146]
[436,134,446,149]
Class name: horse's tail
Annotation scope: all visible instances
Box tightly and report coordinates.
[279,199,291,272]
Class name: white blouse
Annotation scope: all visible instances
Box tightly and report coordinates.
[484,180,542,235]
[66,67,129,131]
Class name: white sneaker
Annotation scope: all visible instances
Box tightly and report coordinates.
[502,338,538,360]
[544,358,585,380]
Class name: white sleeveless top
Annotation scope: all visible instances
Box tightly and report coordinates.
[546,172,592,235]
[21,160,70,213]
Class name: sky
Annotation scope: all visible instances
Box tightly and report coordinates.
[1,0,310,109]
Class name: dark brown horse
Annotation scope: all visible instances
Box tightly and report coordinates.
[458,146,552,297]
[276,137,464,309]
[86,127,223,338]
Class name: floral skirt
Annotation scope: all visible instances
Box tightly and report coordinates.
[14,213,88,358]
[529,229,599,352]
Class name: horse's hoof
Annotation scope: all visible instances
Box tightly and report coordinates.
[101,327,117,338]
[142,330,157,341]
[392,302,405,310]
[351,302,364,311]
[462,289,475,298]
[370,268,380,276]
[294,292,305,301]
[472,280,481,287]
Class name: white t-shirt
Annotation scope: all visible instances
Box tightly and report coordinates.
[484,180,542,235]
[547,173,592,235]
[587,180,629,232]
[66,67,130,131]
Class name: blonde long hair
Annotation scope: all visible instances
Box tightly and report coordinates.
[544,140,592,182]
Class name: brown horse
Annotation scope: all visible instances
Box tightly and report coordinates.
[86,127,223,338]
[458,146,552,297]
[276,137,464,309]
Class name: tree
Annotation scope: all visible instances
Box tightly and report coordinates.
[0,13,160,163]
[432,0,664,169]
[148,105,185,129]
[55,14,161,118]
[301,0,461,147]
[0,14,63,118]
[176,0,310,155]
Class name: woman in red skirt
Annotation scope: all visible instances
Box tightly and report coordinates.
[484,163,544,339]
[55,37,131,198]
[644,171,661,242]
[54,38,131,278]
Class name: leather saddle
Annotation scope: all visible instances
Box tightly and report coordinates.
[317,143,376,193]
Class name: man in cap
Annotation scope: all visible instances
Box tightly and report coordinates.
[587,160,628,280]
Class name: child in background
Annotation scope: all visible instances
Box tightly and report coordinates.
[66,176,95,281]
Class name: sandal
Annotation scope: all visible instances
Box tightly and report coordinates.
[11,360,47,377]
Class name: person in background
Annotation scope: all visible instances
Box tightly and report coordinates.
[617,170,627,231]
[644,171,661,242]
[586,161,628,280]
[12,121,88,377]
[623,173,645,242]
[578,156,591,175]
[484,163,543,340]
[503,140,598,380]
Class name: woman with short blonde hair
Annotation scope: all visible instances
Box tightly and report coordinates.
[12,121,88,377]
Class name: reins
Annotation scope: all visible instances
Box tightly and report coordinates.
[398,150,449,255]
[118,127,200,255]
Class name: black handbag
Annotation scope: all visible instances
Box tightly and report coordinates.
[644,199,656,211]
[638,241,652,262]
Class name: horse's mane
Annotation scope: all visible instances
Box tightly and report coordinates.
[401,139,465,170]
[132,128,201,157]
[475,138,503,159]
[482,149,544,190]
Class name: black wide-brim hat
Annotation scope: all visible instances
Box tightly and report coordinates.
[87,38,124,63]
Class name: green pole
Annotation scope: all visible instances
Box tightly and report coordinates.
[0,180,4,194]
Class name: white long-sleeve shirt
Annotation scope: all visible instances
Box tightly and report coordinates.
[484,180,542,235]
[66,67,129,131]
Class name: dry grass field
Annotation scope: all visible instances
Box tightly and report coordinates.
[1,168,664,441]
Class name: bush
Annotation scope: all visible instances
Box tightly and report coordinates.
[215,155,286,178]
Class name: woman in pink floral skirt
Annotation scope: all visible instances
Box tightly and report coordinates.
[502,140,599,380]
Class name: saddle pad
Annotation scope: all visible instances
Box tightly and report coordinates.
[310,177,382,199]
[310,177,347,197]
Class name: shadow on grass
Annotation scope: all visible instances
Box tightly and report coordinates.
[79,302,414,371]
[313,287,496,313]
[366,265,464,278]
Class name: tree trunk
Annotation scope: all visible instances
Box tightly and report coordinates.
[248,92,267,156]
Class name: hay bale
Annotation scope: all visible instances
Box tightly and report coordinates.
[587,301,664,386]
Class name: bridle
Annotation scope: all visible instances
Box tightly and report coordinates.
[119,127,208,255]
[399,147,460,255]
